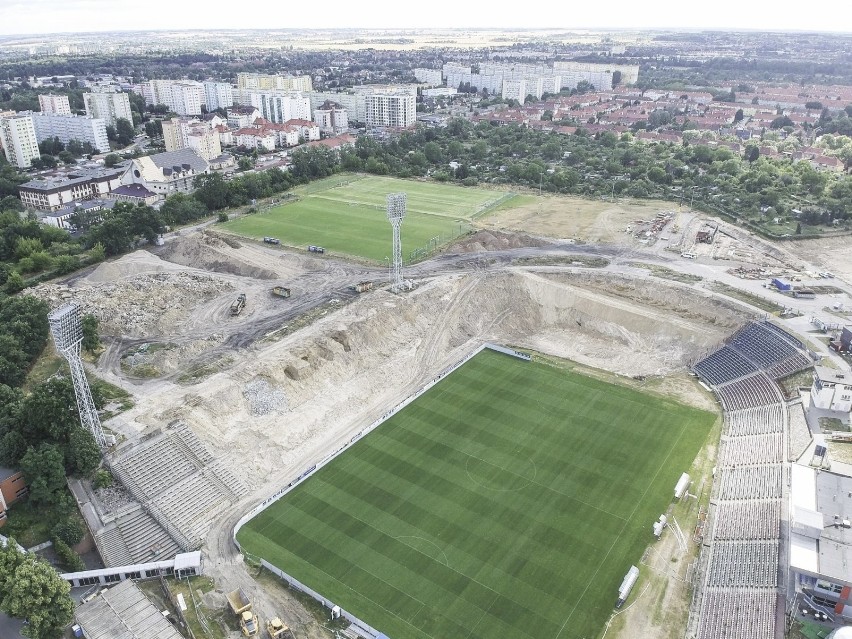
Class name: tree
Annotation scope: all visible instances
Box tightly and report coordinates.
[734,109,744,123]
[68,428,100,477]
[193,172,231,210]
[19,445,67,507]
[114,118,135,147]
[3,271,24,294]
[81,314,100,353]
[611,70,622,89]
[103,153,121,168]
[0,538,75,639]
[796,222,802,235]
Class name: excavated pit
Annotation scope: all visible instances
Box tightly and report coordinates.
[112,269,743,490]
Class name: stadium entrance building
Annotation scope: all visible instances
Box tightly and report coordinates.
[790,464,852,617]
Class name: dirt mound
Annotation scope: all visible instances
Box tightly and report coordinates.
[159,232,278,280]
[31,271,233,338]
[451,229,548,253]
[85,250,189,283]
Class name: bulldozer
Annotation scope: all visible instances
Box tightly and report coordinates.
[266,617,291,638]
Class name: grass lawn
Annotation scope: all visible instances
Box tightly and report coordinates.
[221,174,517,262]
[238,350,717,639]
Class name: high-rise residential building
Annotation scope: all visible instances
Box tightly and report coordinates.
[38,94,71,115]
[307,91,366,123]
[203,82,234,112]
[0,114,40,168]
[236,73,313,93]
[161,117,221,161]
[313,101,349,134]
[242,91,311,124]
[31,113,110,153]
[364,92,416,128]
[83,91,133,126]
[502,80,528,104]
[414,68,443,86]
[143,80,204,116]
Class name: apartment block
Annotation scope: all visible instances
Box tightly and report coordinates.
[203,82,234,112]
[364,93,416,128]
[307,91,367,123]
[31,113,110,153]
[414,68,443,86]
[242,91,311,124]
[0,114,40,168]
[144,80,205,116]
[83,91,133,126]
[313,101,349,134]
[38,94,71,115]
[236,73,312,93]
[161,117,222,161]
[502,80,528,104]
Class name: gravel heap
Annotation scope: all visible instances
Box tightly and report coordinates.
[31,271,231,337]
[95,483,135,515]
[243,378,288,416]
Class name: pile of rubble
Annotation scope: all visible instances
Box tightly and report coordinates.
[31,271,232,337]
[95,482,135,515]
[242,378,288,416]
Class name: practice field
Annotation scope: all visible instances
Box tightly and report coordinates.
[221,175,516,262]
[237,350,716,639]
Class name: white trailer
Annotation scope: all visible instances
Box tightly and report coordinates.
[616,565,640,608]
[674,472,690,499]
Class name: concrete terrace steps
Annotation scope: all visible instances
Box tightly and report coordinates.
[115,508,182,563]
[94,525,133,567]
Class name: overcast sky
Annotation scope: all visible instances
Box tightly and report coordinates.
[1,0,850,36]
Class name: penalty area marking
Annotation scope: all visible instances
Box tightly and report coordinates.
[395,535,450,567]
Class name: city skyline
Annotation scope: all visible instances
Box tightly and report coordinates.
[1,0,851,37]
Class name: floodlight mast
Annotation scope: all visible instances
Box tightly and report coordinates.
[386,193,407,293]
[48,303,107,448]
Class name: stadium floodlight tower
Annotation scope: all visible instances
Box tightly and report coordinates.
[386,192,407,293]
[48,303,107,448]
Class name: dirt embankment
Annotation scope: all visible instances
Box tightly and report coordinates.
[450,229,549,253]
[157,232,281,280]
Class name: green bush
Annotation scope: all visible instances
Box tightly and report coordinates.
[53,537,85,572]
[217,212,229,223]
[92,469,113,490]
[52,519,84,546]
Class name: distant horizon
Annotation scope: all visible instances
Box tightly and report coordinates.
[0,0,851,40]
[3,26,852,39]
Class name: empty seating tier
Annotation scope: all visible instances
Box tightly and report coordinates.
[717,464,783,501]
[694,346,757,385]
[716,373,781,411]
[718,434,784,466]
[706,540,778,587]
[712,501,780,540]
[727,321,804,370]
[697,587,777,639]
[725,405,785,437]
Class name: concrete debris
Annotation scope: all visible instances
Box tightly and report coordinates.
[243,378,288,416]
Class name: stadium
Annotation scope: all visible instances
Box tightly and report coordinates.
[32,174,852,639]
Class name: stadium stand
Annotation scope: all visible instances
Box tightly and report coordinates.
[690,319,810,639]
[108,422,248,550]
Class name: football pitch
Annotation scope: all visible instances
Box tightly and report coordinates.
[220,175,516,262]
[237,350,716,639]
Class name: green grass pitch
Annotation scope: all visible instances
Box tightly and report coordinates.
[220,175,515,262]
[237,350,716,639]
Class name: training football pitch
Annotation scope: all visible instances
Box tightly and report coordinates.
[237,350,716,639]
[220,174,516,262]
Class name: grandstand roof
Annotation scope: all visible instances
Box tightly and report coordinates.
[815,365,852,386]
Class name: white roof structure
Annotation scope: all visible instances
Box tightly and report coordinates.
[75,579,182,639]
[790,463,852,585]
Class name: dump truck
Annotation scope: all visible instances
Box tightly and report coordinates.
[231,293,247,316]
[271,286,291,298]
[227,589,259,636]
[266,617,291,638]
[352,281,373,293]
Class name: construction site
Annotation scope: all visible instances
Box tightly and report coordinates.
[26,195,852,639]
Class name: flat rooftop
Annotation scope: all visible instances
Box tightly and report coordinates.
[75,579,182,639]
[815,365,852,386]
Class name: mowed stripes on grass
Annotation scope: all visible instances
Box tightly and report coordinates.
[220,174,514,262]
[237,350,717,639]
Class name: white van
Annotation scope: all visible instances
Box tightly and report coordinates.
[681,252,696,259]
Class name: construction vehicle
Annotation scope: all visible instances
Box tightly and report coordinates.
[352,281,373,293]
[271,286,291,298]
[230,293,247,316]
[227,589,259,636]
[266,617,291,638]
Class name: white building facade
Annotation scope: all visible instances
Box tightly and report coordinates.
[203,82,234,112]
[38,94,71,115]
[414,68,443,86]
[243,91,311,124]
[313,101,348,134]
[83,91,133,126]
[31,113,110,153]
[812,366,852,414]
[364,93,416,128]
[144,80,204,116]
[0,114,40,168]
